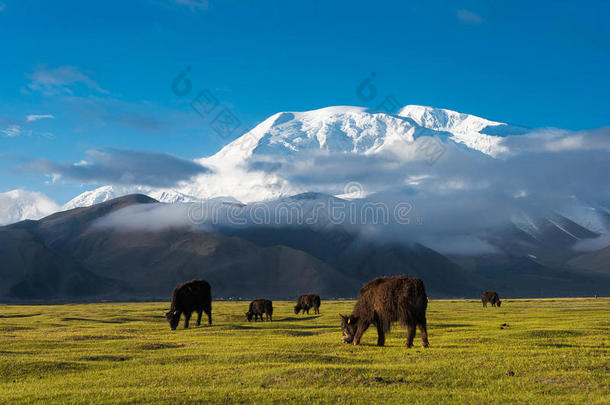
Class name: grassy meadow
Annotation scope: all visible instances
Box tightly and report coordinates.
[0,298,608,404]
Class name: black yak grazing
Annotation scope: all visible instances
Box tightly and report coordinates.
[246,299,273,321]
[294,294,321,315]
[165,279,212,330]
[340,275,429,348]
[482,291,502,307]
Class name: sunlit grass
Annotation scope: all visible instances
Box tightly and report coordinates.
[0,298,608,404]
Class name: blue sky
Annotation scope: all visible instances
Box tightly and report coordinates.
[1,0,609,203]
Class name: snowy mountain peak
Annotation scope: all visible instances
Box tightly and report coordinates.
[206,104,515,171]
[62,185,195,210]
[40,104,538,215]
[397,105,503,134]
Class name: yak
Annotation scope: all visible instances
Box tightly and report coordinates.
[246,299,273,321]
[340,275,429,348]
[165,279,212,330]
[482,291,502,307]
[294,294,321,315]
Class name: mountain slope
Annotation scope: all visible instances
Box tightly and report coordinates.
[567,246,610,277]
[0,195,361,300]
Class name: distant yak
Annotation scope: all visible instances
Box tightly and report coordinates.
[165,280,212,330]
[481,291,502,307]
[294,294,321,315]
[246,299,273,321]
[340,275,429,348]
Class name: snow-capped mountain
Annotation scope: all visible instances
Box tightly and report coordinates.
[5,104,609,252]
[62,185,203,210]
[0,189,60,225]
[75,104,516,206]
[204,105,513,165]
[178,105,521,202]
[397,105,517,156]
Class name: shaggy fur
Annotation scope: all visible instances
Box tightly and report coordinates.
[165,280,212,330]
[246,299,273,321]
[482,291,502,307]
[340,275,429,348]
[294,294,321,315]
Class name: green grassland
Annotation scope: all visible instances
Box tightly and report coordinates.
[0,298,608,404]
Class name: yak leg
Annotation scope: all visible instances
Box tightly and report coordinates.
[196,310,202,326]
[205,308,212,325]
[482,301,487,307]
[184,312,191,329]
[353,324,369,345]
[406,322,416,348]
[418,319,429,348]
[375,323,385,346]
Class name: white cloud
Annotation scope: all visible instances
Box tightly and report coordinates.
[500,127,610,154]
[457,9,484,24]
[25,148,212,187]
[2,114,55,137]
[172,0,209,11]
[26,66,108,96]
[26,114,55,122]
[0,189,60,225]
[573,234,610,252]
[1,125,24,137]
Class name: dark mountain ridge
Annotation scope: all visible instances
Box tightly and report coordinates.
[1,194,608,301]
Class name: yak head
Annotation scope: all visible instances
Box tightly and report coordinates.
[165,310,181,330]
[245,311,253,321]
[497,300,502,307]
[340,314,358,344]
[294,305,301,315]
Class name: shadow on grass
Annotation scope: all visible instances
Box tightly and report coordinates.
[274,316,321,322]
[81,355,130,362]
[0,361,88,382]
[431,323,475,328]
[138,343,185,350]
[0,326,33,331]
[226,324,259,330]
[536,343,578,348]
[0,313,42,319]
[281,330,316,337]
[519,330,585,338]
[62,317,125,324]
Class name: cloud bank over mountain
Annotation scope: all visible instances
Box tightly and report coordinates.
[25,148,212,188]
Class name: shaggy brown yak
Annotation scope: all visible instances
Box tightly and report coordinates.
[340,275,429,348]
[294,294,321,315]
[481,291,502,307]
[246,298,273,321]
[165,280,212,330]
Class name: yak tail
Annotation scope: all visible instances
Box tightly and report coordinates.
[415,279,428,322]
[169,287,179,311]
